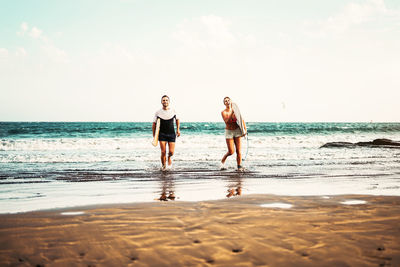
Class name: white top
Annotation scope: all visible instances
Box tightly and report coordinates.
[153,108,178,122]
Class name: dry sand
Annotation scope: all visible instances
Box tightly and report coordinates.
[1,194,400,267]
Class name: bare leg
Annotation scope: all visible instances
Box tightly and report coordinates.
[234,136,242,167]
[159,141,167,168]
[167,142,175,166]
[221,139,235,164]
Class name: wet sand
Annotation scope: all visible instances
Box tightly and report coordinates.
[1,194,400,266]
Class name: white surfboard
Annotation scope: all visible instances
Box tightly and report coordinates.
[232,102,247,136]
[152,118,160,147]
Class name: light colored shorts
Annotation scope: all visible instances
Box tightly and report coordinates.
[225,128,242,139]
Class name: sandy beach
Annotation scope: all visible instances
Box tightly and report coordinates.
[1,194,399,267]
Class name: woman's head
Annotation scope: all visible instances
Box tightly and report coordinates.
[223,96,231,106]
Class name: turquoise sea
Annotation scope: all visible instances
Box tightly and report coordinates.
[1,122,399,213]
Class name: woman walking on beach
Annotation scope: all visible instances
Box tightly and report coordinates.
[220,96,246,171]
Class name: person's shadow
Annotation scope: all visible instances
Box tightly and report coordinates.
[157,172,176,201]
[226,175,243,198]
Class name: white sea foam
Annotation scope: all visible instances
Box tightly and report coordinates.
[0,138,151,151]
[260,203,293,209]
[341,200,367,205]
[0,132,398,164]
[2,133,395,152]
[61,211,85,216]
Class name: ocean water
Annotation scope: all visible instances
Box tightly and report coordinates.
[1,122,400,213]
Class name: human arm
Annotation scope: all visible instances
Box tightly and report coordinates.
[242,120,247,136]
[152,122,156,137]
[221,110,235,124]
[221,111,228,123]
[176,119,180,137]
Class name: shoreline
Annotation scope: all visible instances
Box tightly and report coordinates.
[3,191,400,215]
[1,194,400,266]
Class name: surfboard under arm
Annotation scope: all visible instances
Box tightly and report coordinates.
[232,102,247,136]
[152,118,160,147]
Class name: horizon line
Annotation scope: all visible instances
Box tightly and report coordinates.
[1,120,399,124]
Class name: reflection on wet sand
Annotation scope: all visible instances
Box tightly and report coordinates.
[155,170,246,201]
[157,173,176,201]
[226,175,243,198]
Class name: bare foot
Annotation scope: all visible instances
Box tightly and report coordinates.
[159,193,167,201]
[167,192,175,200]
[220,163,227,170]
[226,189,235,198]
[236,187,242,196]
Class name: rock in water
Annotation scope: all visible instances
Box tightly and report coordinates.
[321,139,400,149]
[372,139,400,146]
[320,142,355,148]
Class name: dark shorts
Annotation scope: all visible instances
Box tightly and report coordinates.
[159,132,176,142]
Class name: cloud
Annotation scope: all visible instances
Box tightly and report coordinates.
[29,27,43,39]
[17,22,29,36]
[42,44,68,63]
[17,22,69,63]
[79,42,152,83]
[99,43,134,61]
[304,0,400,36]
[15,47,27,57]
[172,15,237,48]
[17,22,43,39]
[21,22,28,32]
[327,0,388,31]
[0,48,9,58]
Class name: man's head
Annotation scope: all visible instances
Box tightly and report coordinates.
[161,95,170,108]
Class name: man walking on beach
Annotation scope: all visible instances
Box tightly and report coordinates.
[153,95,180,170]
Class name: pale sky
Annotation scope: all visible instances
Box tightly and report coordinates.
[1,0,399,122]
